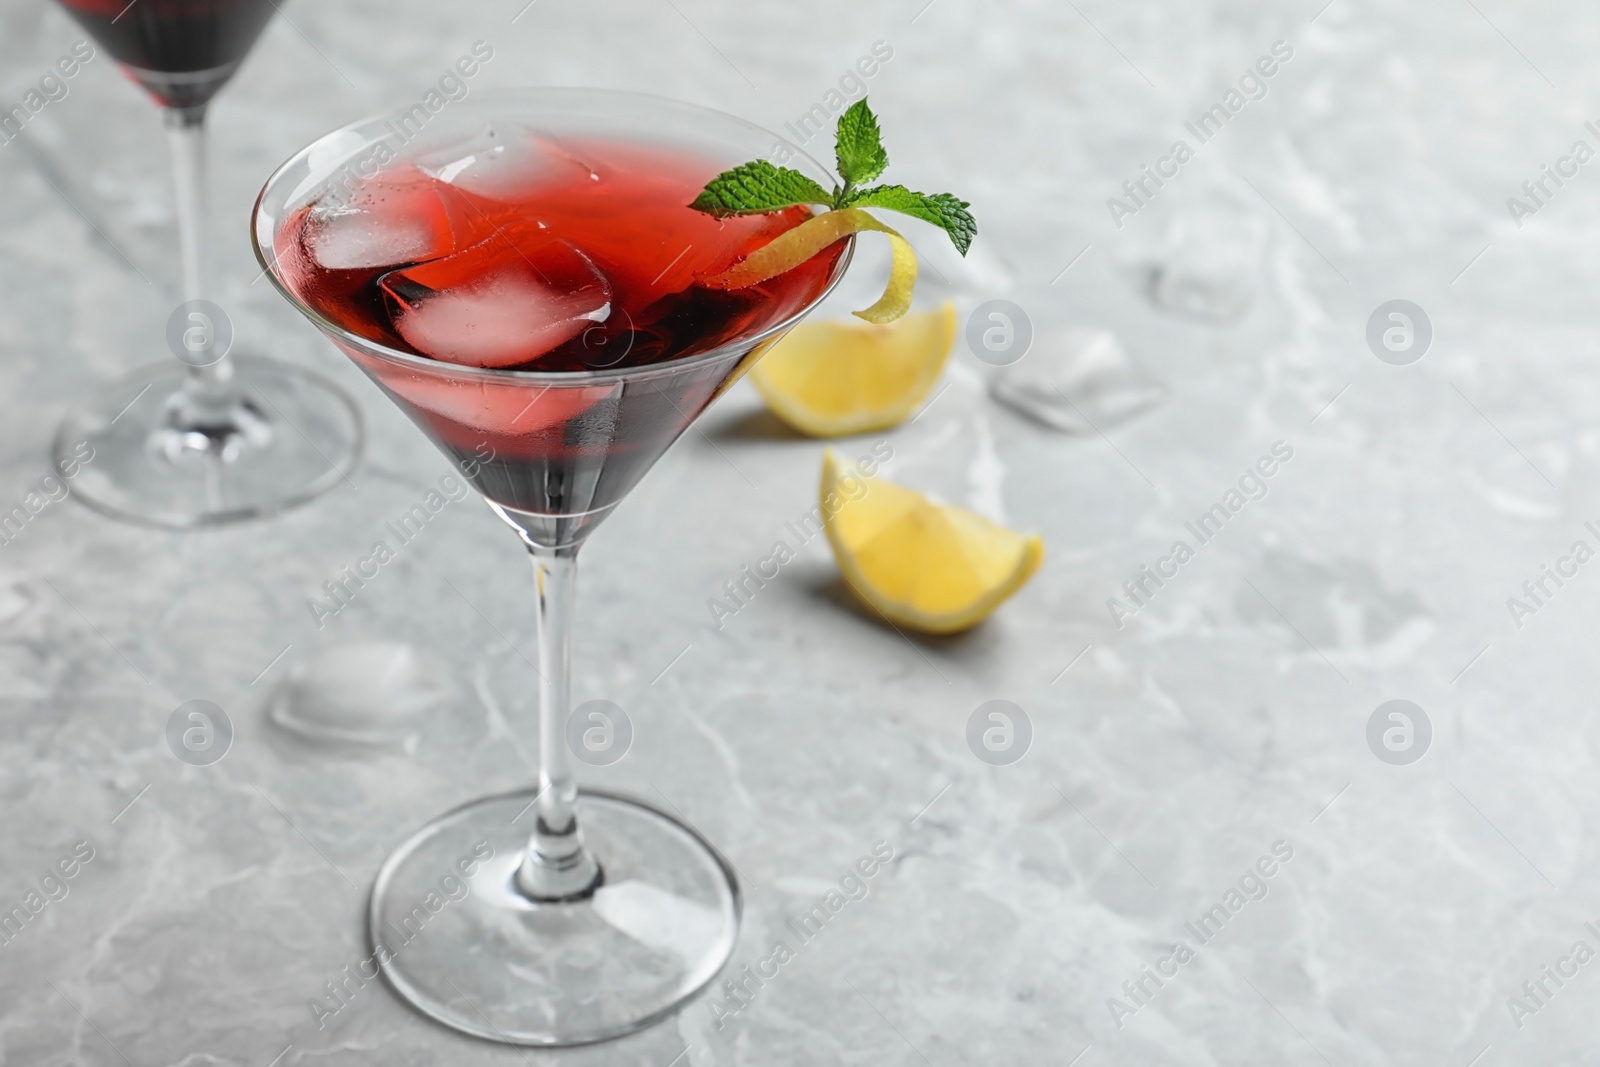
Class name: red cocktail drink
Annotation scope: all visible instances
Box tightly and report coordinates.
[273,132,843,517]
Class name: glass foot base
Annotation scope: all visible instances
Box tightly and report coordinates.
[369,787,741,1046]
[53,355,363,528]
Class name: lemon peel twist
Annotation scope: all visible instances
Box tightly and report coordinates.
[702,208,916,324]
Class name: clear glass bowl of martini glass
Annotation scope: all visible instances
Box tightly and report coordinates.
[253,88,852,1045]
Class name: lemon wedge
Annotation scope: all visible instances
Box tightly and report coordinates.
[820,449,1043,634]
[751,303,956,437]
[703,207,917,323]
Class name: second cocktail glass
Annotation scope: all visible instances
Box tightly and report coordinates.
[254,89,852,1044]
[53,0,361,526]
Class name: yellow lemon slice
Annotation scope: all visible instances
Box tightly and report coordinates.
[703,207,917,323]
[751,303,956,437]
[821,449,1043,634]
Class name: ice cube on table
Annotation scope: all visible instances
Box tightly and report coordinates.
[1460,424,1565,521]
[301,164,475,271]
[414,124,602,201]
[267,642,449,752]
[1142,210,1270,325]
[380,224,612,368]
[989,327,1164,434]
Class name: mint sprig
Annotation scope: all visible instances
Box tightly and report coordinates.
[690,98,975,256]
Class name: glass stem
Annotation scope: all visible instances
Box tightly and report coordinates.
[163,105,233,396]
[516,545,603,901]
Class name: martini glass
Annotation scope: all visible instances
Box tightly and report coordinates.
[52,0,362,526]
[253,89,852,1045]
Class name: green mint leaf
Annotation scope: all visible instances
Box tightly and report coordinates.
[689,160,832,217]
[835,98,889,189]
[688,102,980,266]
[843,185,977,255]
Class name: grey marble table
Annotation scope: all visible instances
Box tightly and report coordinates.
[3,0,1599,1063]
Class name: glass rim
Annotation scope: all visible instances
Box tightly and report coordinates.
[250,86,856,386]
